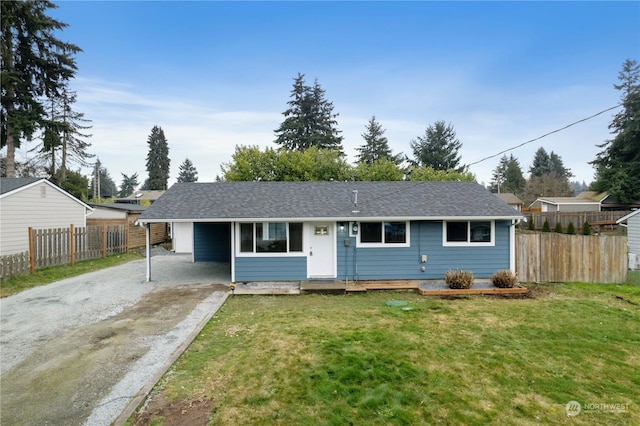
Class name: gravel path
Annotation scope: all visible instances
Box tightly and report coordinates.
[0,254,230,426]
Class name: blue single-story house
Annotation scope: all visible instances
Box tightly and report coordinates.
[137,181,523,283]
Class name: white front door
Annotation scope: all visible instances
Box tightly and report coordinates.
[307,222,335,278]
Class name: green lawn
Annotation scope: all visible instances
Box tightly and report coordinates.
[0,252,143,297]
[131,280,640,425]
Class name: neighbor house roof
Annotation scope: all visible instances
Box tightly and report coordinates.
[139,181,523,223]
[116,190,165,203]
[530,197,601,207]
[495,193,523,205]
[89,203,148,212]
[616,209,640,224]
[0,177,41,196]
[0,177,92,210]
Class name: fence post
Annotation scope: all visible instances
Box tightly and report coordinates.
[102,222,107,258]
[70,224,75,266]
[28,227,35,274]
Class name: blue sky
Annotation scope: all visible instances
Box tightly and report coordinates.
[22,1,639,188]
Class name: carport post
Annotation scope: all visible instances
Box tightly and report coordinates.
[145,223,151,282]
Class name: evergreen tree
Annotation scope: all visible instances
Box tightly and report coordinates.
[356,116,403,165]
[566,222,576,235]
[1,0,81,177]
[591,59,640,203]
[554,222,563,233]
[177,158,198,182]
[489,154,525,196]
[90,159,117,199]
[145,125,170,190]
[274,73,343,153]
[542,219,551,232]
[410,121,464,171]
[119,172,139,198]
[524,147,572,204]
[36,83,93,185]
[61,169,88,200]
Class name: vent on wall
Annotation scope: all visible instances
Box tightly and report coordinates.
[40,186,46,198]
[629,253,640,271]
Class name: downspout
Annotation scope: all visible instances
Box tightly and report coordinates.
[146,223,151,282]
[510,219,516,274]
[230,222,236,284]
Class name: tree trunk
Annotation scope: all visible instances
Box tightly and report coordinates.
[5,133,16,177]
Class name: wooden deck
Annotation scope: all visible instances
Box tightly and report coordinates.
[297,280,528,296]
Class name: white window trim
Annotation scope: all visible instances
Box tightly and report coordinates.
[356,221,411,248]
[442,220,495,247]
[236,222,306,257]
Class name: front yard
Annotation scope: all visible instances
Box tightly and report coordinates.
[131,279,640,425]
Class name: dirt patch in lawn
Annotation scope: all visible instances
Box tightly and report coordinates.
[0,284,228,426]
[133,395,215,426]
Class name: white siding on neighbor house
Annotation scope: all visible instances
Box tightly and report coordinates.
[628,213,640,256]
[0,182,88,256]
[172,222,193,253]
[88,207,126,220]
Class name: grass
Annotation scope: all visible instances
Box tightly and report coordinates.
[133,280,640,425]
[0,252,143,297]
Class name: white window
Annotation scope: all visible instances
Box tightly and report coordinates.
[442,221,495,247]
[238,222,303,255]
[357,221,410,247]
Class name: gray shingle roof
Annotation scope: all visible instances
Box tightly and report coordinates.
[0,177,42,195]
[139,181,522,222]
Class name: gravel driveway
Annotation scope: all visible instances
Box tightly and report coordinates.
[0,254,230,426]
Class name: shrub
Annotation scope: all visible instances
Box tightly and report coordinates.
[542,219,551,232]
[527,216,535,231]
[554,222,563,233]
[582,221,592,235]
[445,269,474,289]
[491,270,518,288]
[566,222,576,235]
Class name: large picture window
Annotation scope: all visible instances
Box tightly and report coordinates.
[239,222,303,254]
[358,221,409,247]
[443,221,494,246]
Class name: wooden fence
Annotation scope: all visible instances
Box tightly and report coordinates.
[516,232,627,283]
[28,224,126,272]
[0,251,30,282]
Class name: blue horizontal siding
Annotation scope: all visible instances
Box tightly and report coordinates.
[337,220,512,280]
[235,256,307,281]
[194,223,231,262]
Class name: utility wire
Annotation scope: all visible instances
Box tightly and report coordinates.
[467,103,623,167]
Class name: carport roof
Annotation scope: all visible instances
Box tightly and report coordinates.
[138,181,522,222]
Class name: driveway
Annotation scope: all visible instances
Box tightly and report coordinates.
[0,254,230,426]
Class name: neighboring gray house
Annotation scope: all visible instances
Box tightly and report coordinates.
[0,178,93,257]
[495,193,523,212]
[529,196,602,212]
[138,181,522,283]
[617,209,640,270]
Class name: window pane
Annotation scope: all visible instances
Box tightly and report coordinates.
[385,222,406,243]
[289,223,303,252]
[470,221,491,242]
[446,222,467,242]
[257,222,287,252]
[240,223,253,252]
[361,222,382,243]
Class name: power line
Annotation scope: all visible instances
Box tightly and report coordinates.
[467,103,623,167]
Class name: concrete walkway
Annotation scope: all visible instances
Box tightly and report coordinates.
[0,255,230,426]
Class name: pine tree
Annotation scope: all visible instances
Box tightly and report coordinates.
[356,116,403,165]
[525,147,572,204]
[274,73,343,153]
[145,125,170,190]
[410,121,463,171]
[119,172,139,198]
[177,158,198,182]
[1,0,81,177]
[591,59,640,204]
[36,84,93,185]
